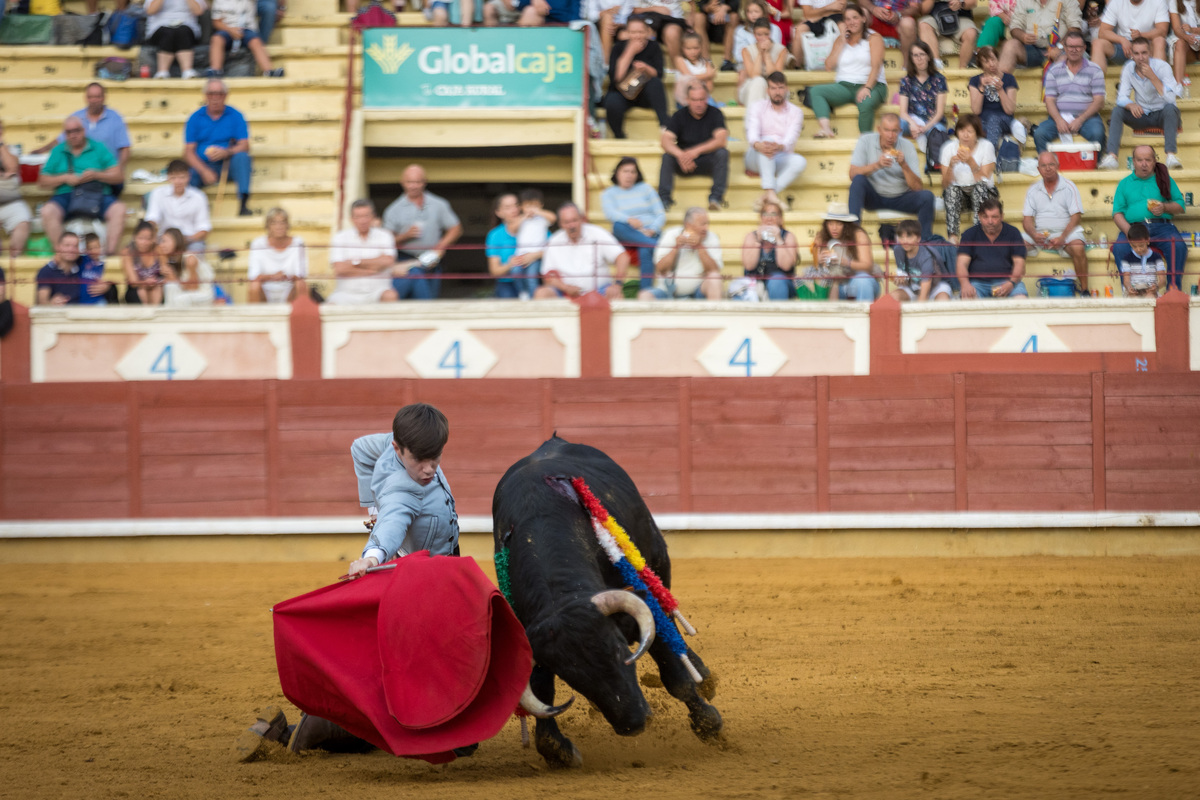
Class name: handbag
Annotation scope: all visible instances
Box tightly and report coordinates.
[617,66,648,100]
[63,152,107,219]
[800,27,839,71]
[931,2,959,36]
[925,125,951,174]
[0,173,22,205]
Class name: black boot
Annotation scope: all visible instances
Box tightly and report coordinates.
[238,193,253,217]
[235,706,289,763]
[288,713,378,754]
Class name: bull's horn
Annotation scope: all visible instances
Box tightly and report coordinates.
[591,589,656,665]
[518,683,574,718]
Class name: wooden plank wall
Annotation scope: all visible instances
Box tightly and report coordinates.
[3,374,1199,520]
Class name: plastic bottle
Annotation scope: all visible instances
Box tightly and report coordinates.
[1099,233,1108,248]
[1184,78,1193,100]
[1104,286,1114,298]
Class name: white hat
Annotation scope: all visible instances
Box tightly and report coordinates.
[822,202,858,223]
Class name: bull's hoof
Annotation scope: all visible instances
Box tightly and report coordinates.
[537,736,583,769]
[698,671,718,701]
[689,705,723,743]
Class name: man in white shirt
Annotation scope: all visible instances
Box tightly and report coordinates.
[744,72,806,208]
[639,207,724,300]
[1098,37,1183,169]
[1091,0,1170,65]
[326,199,405,304]
[1021,151,1089,291]
[534,203,630,301]
[145,160,211,253]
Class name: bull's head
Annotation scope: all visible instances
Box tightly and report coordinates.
[521,590,655,736]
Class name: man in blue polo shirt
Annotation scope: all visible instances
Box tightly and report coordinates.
[955,197,1029,299]
[36,232,109,305]
[37,117,127,256]
[184,79,254,217]
[32,83,131,198]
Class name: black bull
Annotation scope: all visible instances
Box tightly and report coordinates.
[492,436,722,768]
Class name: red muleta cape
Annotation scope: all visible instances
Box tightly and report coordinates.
[272,551,531,764]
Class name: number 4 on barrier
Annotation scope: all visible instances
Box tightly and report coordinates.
[1021,335,1038,353]
[729,338,756,377]
[438,340,464,378]
[150,345,177,380]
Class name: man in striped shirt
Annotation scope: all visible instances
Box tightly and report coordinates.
[1032,30,1107,153]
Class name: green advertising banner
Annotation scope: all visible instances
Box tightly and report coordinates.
[363,27,585,108]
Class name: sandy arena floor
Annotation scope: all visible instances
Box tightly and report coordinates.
[1,556,1198,799]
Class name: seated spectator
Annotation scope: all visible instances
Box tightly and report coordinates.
[516,0,583,27]
[745,72,806,208]
[515,190,553,282]
[258,0,285,43]
[485,0,525,27]
[326,199,403,305]
[794,0,848,68]
[733,1,783,70]
[38,117,127,257]
[162,227,218,306]
[626,2,690,63]
[1109,144,1188,288]
[739,18,789,108]
[146,0,207,78]
[917,0,978,69]
[1084,0,1104,44]
[896,41,947,142]
[890,218,955,301]
[123,221,169,306]
[80,233,115,303]
[1099,37,1184,170]
[603,16,670,139]
[535,203,630,300]
[1170,0,1200,87]
[1033,31,1107,154]
[955,197,1028,298]
[247,207,307,303]
[740,200,800,300]
[603,156,666,290]
[640,207,724,300]
[763,0,793,47]
[940,113,998,243]
[658,84,730,211]
[486,193,534,299]
[1092,0,1170,65]
[976,0,1017,52]
[848,112,935,238]
[426,0,476,25]
[674,31,717,107]
[815,201,878,300]
[0,120,32,262]
[860,0,920,69]
[32,84,130,200]
[145,159,212,253]
[208,0,284,77]
[1117,222,1167,296]
[185,80,255,217]
[382,164,462,301]
[1021,151,1089,291]
[37,232,108,306]
[810,3,888,137]
[968,46,1019,150]
[997,0,1079,72]
[699,0,740,71]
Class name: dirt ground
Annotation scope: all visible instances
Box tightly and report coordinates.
[1,556,1198,800]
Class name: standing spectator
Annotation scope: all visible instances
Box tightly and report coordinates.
[38,117,127,257]
[847,112,935,239]
[814,202,878,300]
[955,197,1028,298]
[745,72,806,208]
[603,156,666,290]
[1099,37,1184,169]
[162,227,218,306]
[32,84,131,200]
[247,207,307,303]
[208,0,285,77]
[795,0,848,69]
[890,218,956,301]
[146,0,207,78]
[968,46,1019,150]
[1021,151,1090,291]
[0,119,32,263]
[940,113,998,243]
[535,203,630,300]
[145,159,212,252]
[738,18,789,108]
[327,199,403,305]
[1092,0,1170,65]
[602,16,670,140]
[896,40,947,141]
[740,200,800,300]
[641,207,724,300]
[185,79,254,217]
[976,0,1017,51]
[1169,0,1200,87]
[861,0,920,70]
[1116,222,1168,296]
[916,0,979,70]
[1032,31,1107,153]
[486,193,534,299]
[123,222,169,306]
[810,4,888,137]
[1109,144,1188,288]
[382,164,463,300]
[659,84,730,212]
[998,0,1079,73]
[37,232,108,305]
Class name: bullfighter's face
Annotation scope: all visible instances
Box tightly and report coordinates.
[392,442,440,486]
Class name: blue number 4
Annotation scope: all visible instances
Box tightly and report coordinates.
[730,337,756,377]
[150,344,177,380]
[439,340,464,378]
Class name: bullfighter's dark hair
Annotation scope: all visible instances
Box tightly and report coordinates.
[392,403,449,461]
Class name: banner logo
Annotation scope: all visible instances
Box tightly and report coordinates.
[365,35,414,75]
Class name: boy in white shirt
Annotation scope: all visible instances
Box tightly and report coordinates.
[512,189,555,300]
[1117,222,1167,296]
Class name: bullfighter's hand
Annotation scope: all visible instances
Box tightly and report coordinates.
[347,555,380,578]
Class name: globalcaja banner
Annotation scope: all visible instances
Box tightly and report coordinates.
[362,27,585,108]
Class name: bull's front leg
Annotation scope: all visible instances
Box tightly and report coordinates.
[648,637,723,743]
[531,664,583,769]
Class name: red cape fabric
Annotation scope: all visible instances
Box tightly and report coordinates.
[272,552,531,763]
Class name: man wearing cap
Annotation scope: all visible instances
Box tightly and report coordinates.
[848,112,935,239]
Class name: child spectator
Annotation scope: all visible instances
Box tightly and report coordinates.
[80,233,112,305]
[890,218,955,301]
[208,0,284,77]
[675,31,718,107]
[123,221,169,306]
[1117,222,1167,296]
[513,189,554,298]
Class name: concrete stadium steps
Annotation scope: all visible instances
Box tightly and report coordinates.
[0,44,351,80]
[364,108,582,148]
[111,144,340,183]
[366,155,574,183]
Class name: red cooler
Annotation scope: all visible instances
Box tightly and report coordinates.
[18,154,48,183]
[1048,142,1101,171]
